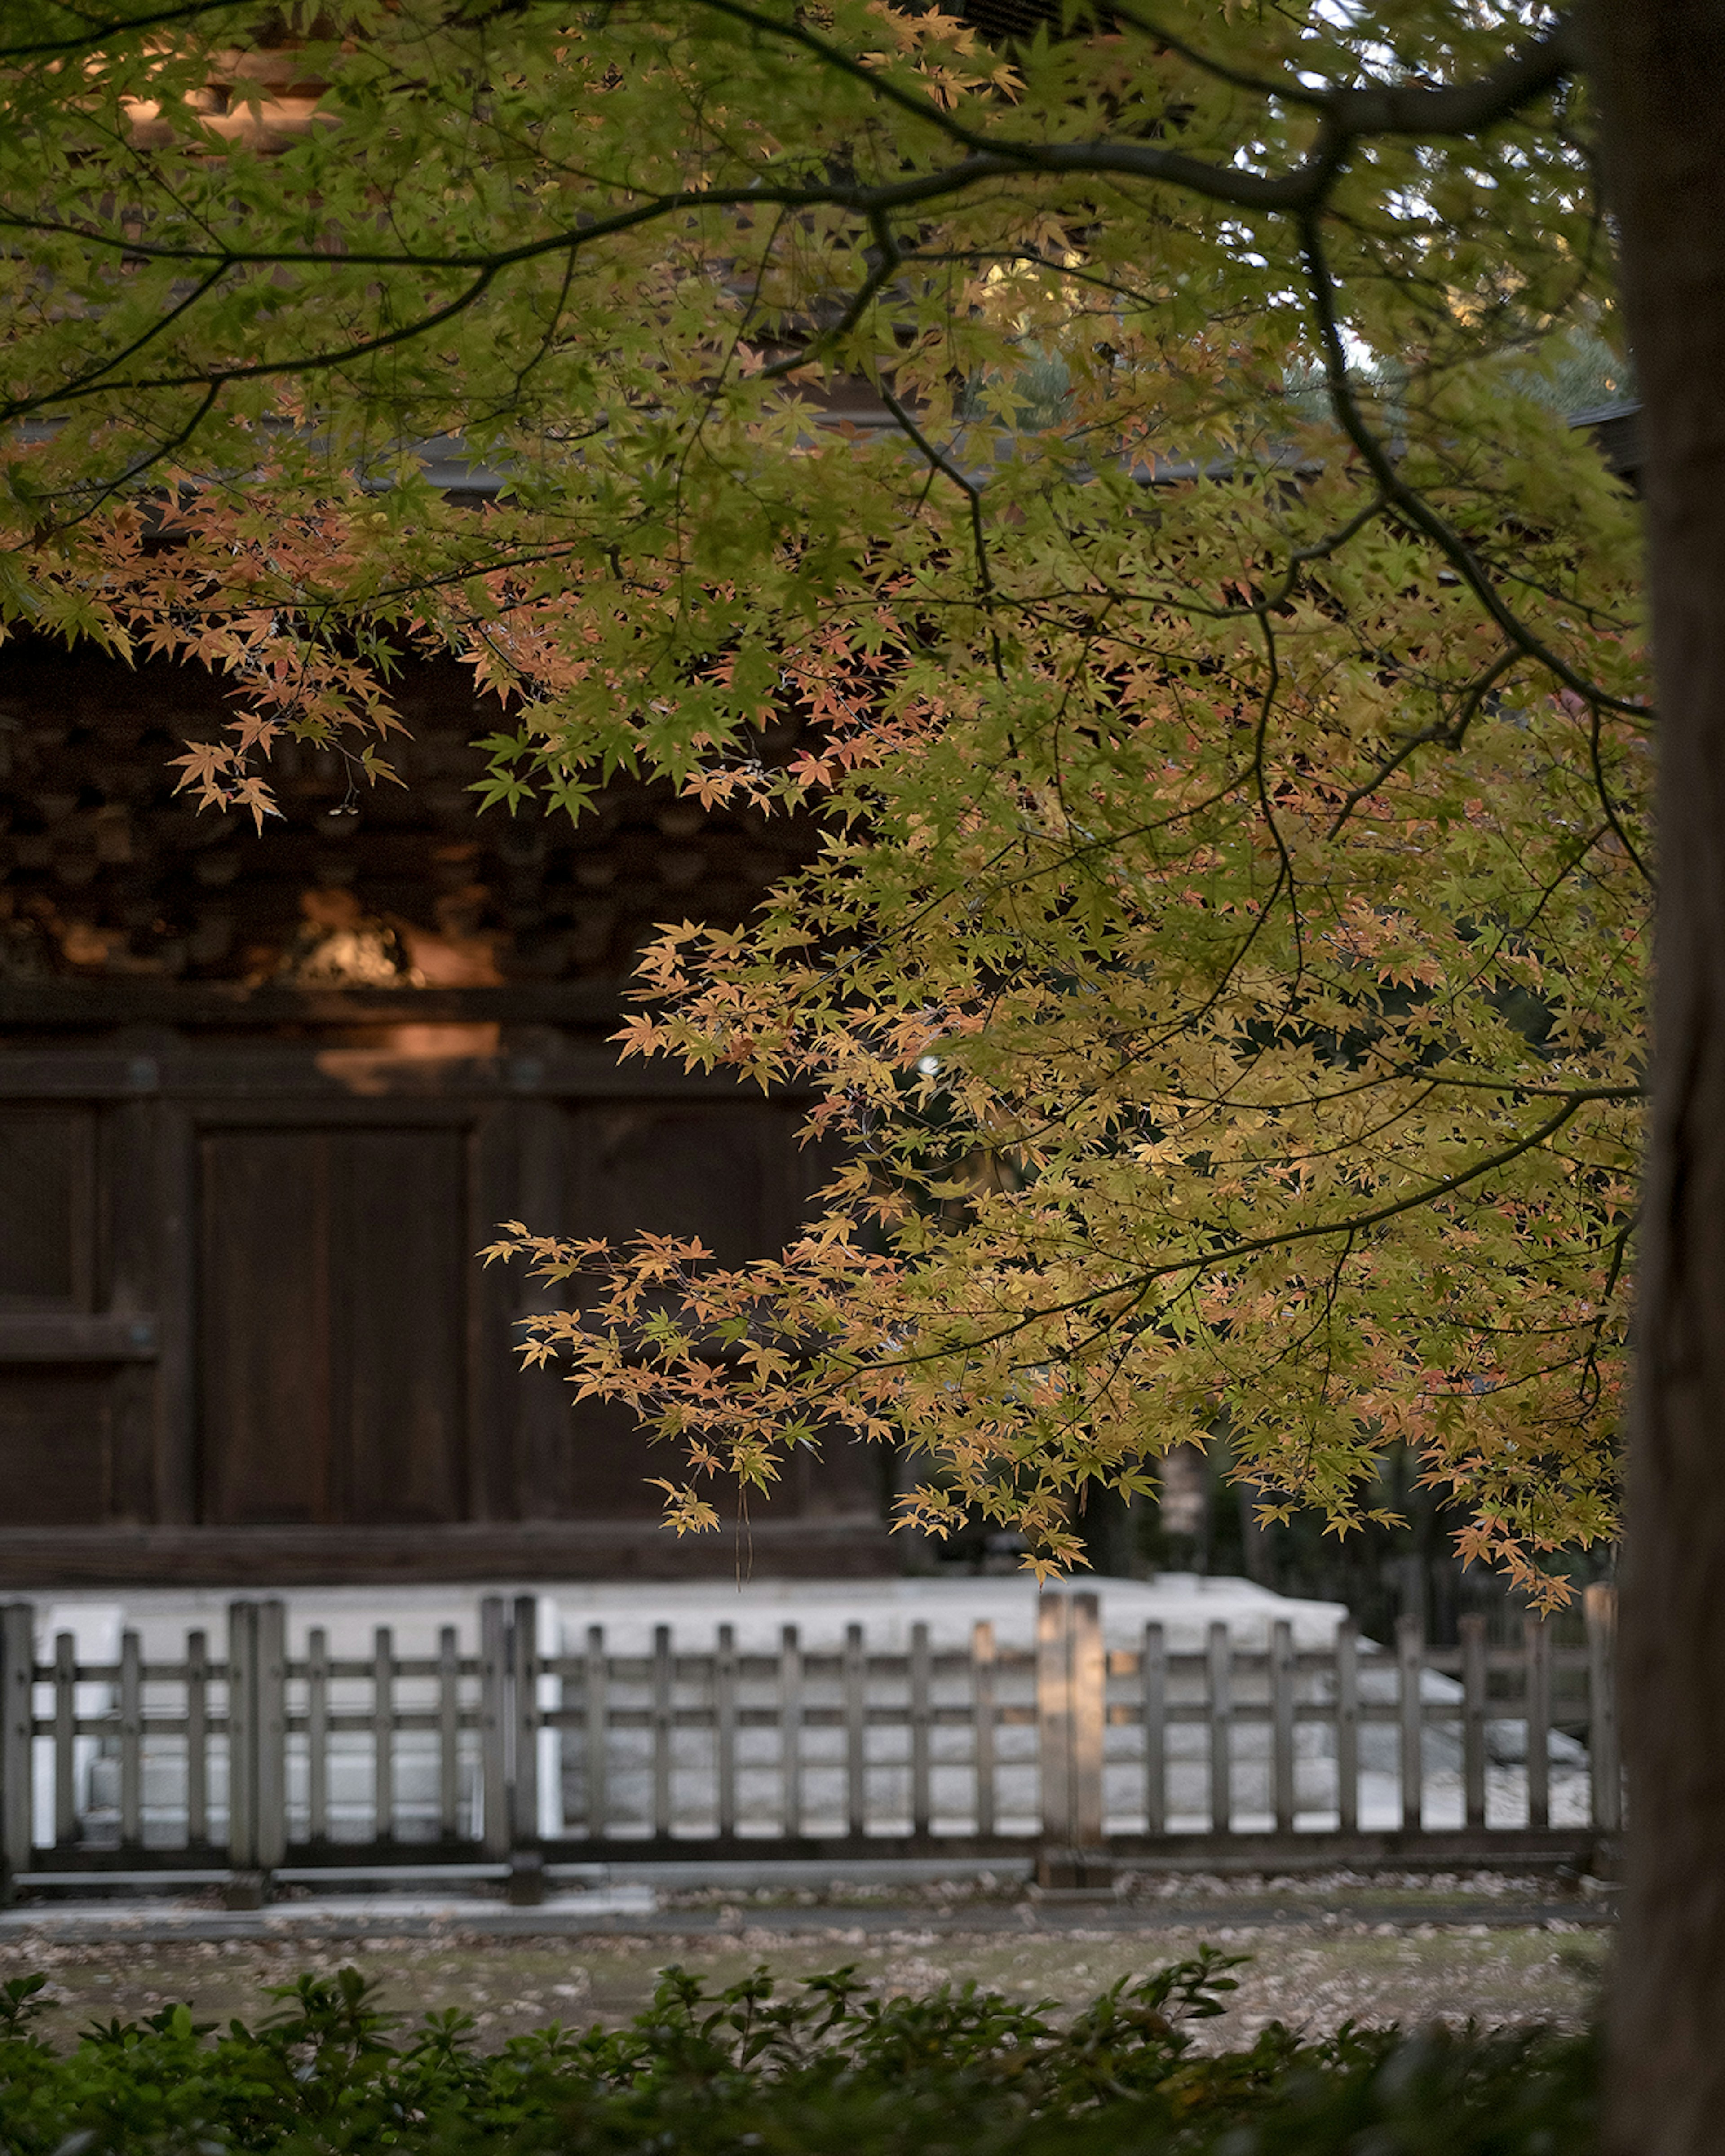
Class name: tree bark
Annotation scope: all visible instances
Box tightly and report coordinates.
[1595,5,1725,2149]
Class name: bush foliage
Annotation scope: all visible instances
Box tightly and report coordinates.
[0,1949,1594,2154]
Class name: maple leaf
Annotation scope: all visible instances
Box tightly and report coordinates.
[0,0,1647,1598]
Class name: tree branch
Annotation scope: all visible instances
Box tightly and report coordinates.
[876,1085,1625,1369]
[1299,212,1650,721]
[876,382,1004,678]
[1106,4,1582,137]
[0,0,247,61]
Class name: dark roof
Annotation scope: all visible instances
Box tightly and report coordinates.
[1570,401,1642,481]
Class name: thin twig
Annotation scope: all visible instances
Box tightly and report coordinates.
[877,382,1005,680]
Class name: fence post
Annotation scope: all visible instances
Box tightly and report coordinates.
[1460,1613,1488,1833]
[224,1600,264,1906]
[585,1624,609,1842]
[437,1626,460,1844]
[53,1632,75,1848]
[507,1596,544,1904]
[1070,1594,1105,1856]
[1396,1613,1425,1834]
[1525,1613,1551,1831]
[307,1628,330,1847]
[1207,1621,1232,1835]
[843,1623,866,1841]
[1586,1584,1622,1836]
[908,1621,932,1842]
[1036,1592,1071,1870]
[1270,1619,1296,1833]
[1334,1617,1359,1836]
[716,1623,739,1841]
[226,1601,254,1870]
[372,1626,396,1843]
[479,1596,509,1861]
[654,1623,677,1842]
[119,1631,143,1851]
[0,1604,35,1896]
[971,1621,995,1840]
[779,1625,802,1839]
[1036,1591,1107,1887]
[257,1601,288,1873]
[187,1629,209,1849]
[1141,1621,1166,1838]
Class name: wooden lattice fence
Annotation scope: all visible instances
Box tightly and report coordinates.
[0,1589,1621,1903]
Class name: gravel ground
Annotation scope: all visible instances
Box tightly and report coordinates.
[0,1872,1611,2050]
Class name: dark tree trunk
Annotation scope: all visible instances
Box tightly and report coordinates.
[1596,5,1725,2148]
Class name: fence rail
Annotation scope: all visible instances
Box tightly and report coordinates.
[0,1588,1620,1903]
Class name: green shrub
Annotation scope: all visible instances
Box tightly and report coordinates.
[0,1952,1595,2155]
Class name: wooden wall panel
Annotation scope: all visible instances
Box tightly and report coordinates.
[199,1127,469,1528]
[333,1128,467,1524]
[548,1394,686,1519]
[199,1130,331,1526]
[543,1102,797,1520]
[467,1103,527,1524]
[152,1104,197,1524]
[581,1102,796,1265]
[102,1098,161,1520]
[0,1370,113,1525]
[0,1109,93,1308]
[511,1098,876,1525]
[501,1100,576,1524]
[0,1040,897,1576]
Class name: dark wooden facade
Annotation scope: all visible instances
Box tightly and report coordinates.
[0,635,893,1584]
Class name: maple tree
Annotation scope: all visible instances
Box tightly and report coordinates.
[0,0,1646,1597]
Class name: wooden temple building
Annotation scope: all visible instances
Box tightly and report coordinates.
[0,630,895,1584]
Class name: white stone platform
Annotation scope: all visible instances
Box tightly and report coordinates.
[26,1570,1353,1663]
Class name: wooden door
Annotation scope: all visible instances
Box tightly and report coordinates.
[198,1127,468,1526]
[583,1100,802,1263]
[0,1107,112,1526]
[514,1099,833,1520]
